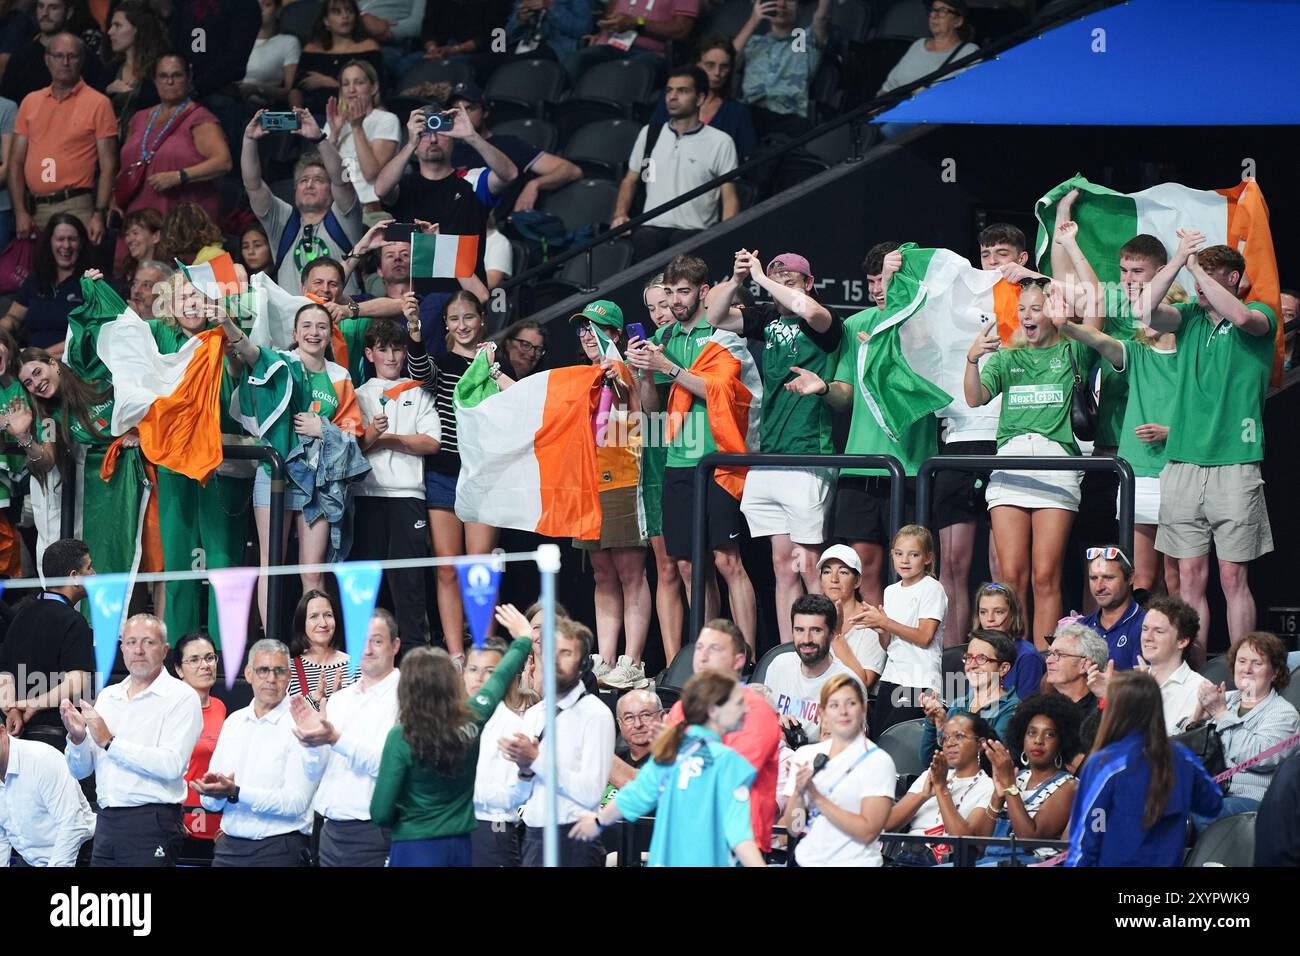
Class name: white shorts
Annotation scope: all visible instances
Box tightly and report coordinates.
[1117,475,1161,525]
[985,432,1083,512]
[740,466,834,544]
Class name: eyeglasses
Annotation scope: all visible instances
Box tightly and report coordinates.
[121,638,163,650]
[252,666,290,679]
[508,337,545,356]
[938,731,975,745]
[961,653,999,667]
[1046,649,1087,661]
[576,323,597,337]
[47,52,82,62]
[929,5,960,16]
[182,653,218,667]
[618,710,663,726]
[1085,546,1132,569]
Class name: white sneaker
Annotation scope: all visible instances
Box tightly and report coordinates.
[591,654,613,682]
[600,655,648,689]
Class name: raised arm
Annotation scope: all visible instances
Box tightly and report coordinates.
[1140,229,1202,332]
[446,106,517,195]
[702,249,753,333]
[1188,254,1271,336]
[374,110,422,204]
[751,253,833,332]
[241,110,274,218]
[963,324,999,408]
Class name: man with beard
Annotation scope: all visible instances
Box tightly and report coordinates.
[629,253,760,653]
[499,619,614,867]
[762,594,863,740]
[1078,546,1144,671]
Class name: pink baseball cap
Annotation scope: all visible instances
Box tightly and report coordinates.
[767,253,812,277]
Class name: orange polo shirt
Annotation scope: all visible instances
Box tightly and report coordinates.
[16,80,117,196]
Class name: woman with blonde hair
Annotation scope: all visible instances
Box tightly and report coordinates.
[323,59,398,225]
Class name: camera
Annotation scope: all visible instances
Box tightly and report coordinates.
[259,111,301,132]
[423,109,457,133]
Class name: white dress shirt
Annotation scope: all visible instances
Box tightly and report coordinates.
[1159,660,1210,735]
[200,696,322,839]
[474,702,528,823]
[307,669,400,822]
[1,737,96,866]
[509,683,615,827]
[66,669,203,808]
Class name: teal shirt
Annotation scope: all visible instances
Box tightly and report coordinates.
[613,725,756,867]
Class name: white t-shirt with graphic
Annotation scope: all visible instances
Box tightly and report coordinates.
[764,654,864,738]
[879,575,947,691]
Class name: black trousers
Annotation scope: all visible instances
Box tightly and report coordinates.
[520,825,606,868]
[318,818,391,868]
[91,805,185,867]
[471,818,522,868]
[352,496,430,652]
[212,831,309,867]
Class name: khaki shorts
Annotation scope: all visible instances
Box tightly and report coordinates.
[573,484,646,552]
[1156,462,1273,562]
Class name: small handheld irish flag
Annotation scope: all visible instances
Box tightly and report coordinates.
[411,232,480,279]
[177,251,243,299]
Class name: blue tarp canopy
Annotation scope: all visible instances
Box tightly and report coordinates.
[875,0,1300,126]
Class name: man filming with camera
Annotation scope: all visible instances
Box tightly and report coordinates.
[371,104,517,323]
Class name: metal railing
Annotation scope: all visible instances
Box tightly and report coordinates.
[689,453,904,641]
[915,454,1136,567]
[48,443,288,641]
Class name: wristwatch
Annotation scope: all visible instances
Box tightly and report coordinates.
[635,16,647,31]
[668,364,681,379]
[229,786,240,804]
[178,168,190,186]
[349,300,360,319]
[1002,785,1021,797]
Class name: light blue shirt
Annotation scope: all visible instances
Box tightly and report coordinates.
[614,725,756,867]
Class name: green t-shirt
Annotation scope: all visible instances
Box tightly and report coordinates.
[741,303,840,455]
[833,307,936,476]
[307,368,340,420]
[1165,300,1276,466]
[980,339,1086,455]
[656,320,719,468]
[65,396,115,447]
[1112,340,1177,479]
[1093,311,1137,449]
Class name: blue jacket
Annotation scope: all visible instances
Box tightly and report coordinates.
[1081,600,1145,670]
[1004,640,1047,700]
[919,691,1020,764]
[1065,732,1223,867]
[287,421,371,561]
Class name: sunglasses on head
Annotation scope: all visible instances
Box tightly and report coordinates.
[1086,546,1132,570]
[1019,276,1051,288]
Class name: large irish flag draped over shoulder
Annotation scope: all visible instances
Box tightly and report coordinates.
[663,329,762,500]
[454,352,605,540]
[1033,174,1283,382]
[870,244,1018,437]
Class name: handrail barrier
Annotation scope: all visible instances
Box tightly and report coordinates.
[915,454,1135,569]
[690,453,904,642]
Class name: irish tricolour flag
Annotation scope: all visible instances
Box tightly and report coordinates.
[454,352,605,540]
[411,232,479,279]
[1033,174,1282,382]
[868,245,1019,439]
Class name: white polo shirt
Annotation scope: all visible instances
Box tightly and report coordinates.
[308,669,400,822]
[628,121,738,232]
[1160,660,1210,735]
[66,669,203,808]
[1,737,96,866]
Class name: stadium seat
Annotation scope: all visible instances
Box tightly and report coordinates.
[965,3,1028,43]
[895,772,919,799]
[704,0,756,39]
[941,642,969,696]
[485,58,567,122]
[1034,0,1091,25]
[537,177,619,233]
[553,59,658,138]
[659,646,696,691]
[1281,667,1300,710]
[490,117,560,154]
[1198,654,1235,690]
[733,178,758,211]
[278,0,320,44]
[396,59,474,96]
[860,36,916,96]
[877,717,929,776]
[797,0,873,45]
[507,235,534,278]
[804,121,857,166]
[564,118,644,180]
[523,239,635,312]
[873,0,930,39]
[1184,812,1256,867]
[751,643,797,686]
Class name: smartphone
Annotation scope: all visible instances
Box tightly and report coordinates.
[260,111,301,132]
[625,322,647,344]
[384,222,419,243]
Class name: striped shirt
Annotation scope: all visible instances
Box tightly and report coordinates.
[406,341,473,477]
[288,656,355,712]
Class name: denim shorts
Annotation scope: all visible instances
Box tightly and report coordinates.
[253,467,309,512]
[424,470,457,510]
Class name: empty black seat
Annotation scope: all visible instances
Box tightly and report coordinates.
[877,718,929,777]
[490,117,560,154]
[564,118,644,180]
[553,59,657,138]
[395,59,474,96]
[485,58,567,121]
[538,177,619,233]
